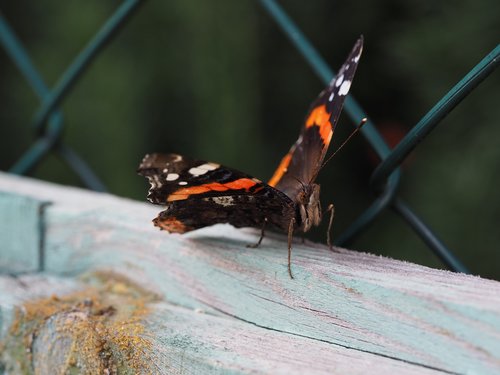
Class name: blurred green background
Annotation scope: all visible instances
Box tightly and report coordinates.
[0,1,498,280]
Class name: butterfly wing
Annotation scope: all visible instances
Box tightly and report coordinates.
[268,37,363,199]
[138,153,295,233]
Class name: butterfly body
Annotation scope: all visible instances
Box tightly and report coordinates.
[295,182,322,233]
[138,37,363,277]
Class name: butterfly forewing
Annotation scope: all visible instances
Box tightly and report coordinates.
[268,37,363,200]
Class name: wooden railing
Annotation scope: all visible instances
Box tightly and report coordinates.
[1,172,499,374]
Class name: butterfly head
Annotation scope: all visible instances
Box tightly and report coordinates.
[297,183,322,232]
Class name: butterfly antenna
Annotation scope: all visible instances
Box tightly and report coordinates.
[320,118,367,170]
[291,175,307,191]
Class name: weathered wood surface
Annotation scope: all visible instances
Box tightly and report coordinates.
[1,171,500,374]
[0,192,46,273]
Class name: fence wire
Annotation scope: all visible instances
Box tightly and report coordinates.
[1,0,498,274]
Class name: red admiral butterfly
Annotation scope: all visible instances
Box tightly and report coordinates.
[138,37,363,278]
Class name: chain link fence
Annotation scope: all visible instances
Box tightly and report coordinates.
[1,0,498,275]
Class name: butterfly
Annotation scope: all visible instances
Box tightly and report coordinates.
[138,37,363,278]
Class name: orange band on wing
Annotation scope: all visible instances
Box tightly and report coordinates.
[306,104,333,145]
[153,217,191,233]
[268,153,292,187]
[167,178,257,202]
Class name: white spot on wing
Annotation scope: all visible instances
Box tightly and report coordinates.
[338,80,352,96]
[205,196,235,207]
[146,176,155,188]
[189,163,220,176]
[154,175,162,188]
[172,155,182,162]
[146,175,163,193]
[178,181,187,185]
[163,168,168,173]
[328,92,335,102]
[335,74,344,87]
[201,162,219,170]
[166,173,179,181]
[188,167,206,176]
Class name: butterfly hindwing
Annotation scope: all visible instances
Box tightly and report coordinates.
[268,37,363,200]
[138,153,295,233]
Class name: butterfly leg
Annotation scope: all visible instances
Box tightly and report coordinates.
[326,203,335,250]
[287,217,296,279]
[247,218,267,248]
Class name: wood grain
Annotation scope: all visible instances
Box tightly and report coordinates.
[1,172,499,374]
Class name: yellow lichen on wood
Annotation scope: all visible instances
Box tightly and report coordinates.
[2,271,161,374]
